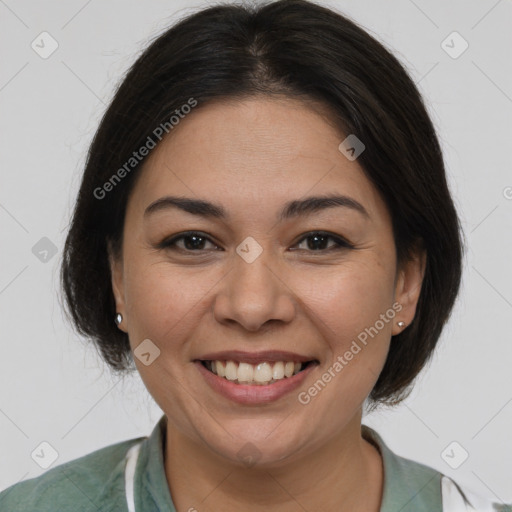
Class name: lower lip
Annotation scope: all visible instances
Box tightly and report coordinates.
[195,361,317,405]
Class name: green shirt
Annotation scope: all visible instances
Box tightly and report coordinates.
[1,414,510,511]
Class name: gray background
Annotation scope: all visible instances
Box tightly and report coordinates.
[1,0,511,503]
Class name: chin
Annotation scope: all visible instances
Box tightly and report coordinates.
[197,420,310,469]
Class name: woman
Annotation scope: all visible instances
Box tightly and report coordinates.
[1,0,509,510]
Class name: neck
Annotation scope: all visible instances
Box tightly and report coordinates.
[163,409,383,512]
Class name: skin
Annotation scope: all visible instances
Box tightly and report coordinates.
[110,96,426,511]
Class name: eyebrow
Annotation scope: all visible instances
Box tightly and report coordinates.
[144,194,370,222]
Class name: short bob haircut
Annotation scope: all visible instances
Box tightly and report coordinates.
[60,0,464,408]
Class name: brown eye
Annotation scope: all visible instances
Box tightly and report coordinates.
[159,232,220,252]
[293,232,353,252]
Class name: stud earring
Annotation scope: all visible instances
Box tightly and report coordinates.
[115,313,123,326]
[397,321,405,329]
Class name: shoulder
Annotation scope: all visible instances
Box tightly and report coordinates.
[387,452,512,511]
[0,436,144,512]
[441,475,512,512]
[387,447,512,511]
[362,425,512,512]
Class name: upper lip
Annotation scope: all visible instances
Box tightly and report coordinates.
[196,350,317,365]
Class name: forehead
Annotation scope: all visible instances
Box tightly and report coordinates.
[128,96,388,224]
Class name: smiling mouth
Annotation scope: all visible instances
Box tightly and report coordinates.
[200,360,318,385]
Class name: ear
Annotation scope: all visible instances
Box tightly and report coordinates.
[392,241,426,335]
[108,240,128,333]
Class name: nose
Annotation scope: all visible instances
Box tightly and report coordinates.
[212,246,296,332]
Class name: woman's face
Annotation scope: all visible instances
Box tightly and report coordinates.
[110,96,424,467]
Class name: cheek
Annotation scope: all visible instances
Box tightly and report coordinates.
[297,258,396,349]
[121,260,220,424]
[123,258,222,350]
[291,259,396,416]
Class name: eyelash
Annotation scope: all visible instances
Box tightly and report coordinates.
[158,231,354,254]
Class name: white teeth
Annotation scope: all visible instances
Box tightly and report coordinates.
[216,360,226,378]
[225,361,238,381]
[272,361,285,380]
[237,362,254,383]
[253,362,273,384]
[205,360,307,385]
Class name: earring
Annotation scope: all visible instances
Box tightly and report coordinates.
[397,321,405,329]
[115,313,123,326]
